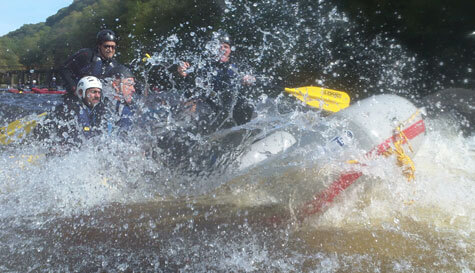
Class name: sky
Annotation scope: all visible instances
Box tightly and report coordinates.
[0,0,73,36]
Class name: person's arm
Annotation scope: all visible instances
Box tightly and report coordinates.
[59,48,94,94]
[59,66,76,94]
[159,63,195,92]
[31,104,70,144]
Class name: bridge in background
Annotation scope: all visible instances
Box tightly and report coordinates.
[0,66,61,89]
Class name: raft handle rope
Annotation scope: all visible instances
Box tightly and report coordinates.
[381,109,423,181]
[382,127,415,181]
[348,109,423,181]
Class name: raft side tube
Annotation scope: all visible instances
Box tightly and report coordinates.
[237,131,297,170]
[330,94,426,156]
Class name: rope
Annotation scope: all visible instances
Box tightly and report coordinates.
[347,109,421,181]
[381,109,421,181]
[382,129,416,181]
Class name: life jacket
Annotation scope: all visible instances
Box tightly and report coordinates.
[114,101,134,130]
[80,53,118,80]
[77,103,103,138]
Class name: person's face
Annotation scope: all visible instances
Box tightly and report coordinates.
[113,77,136,104]
[219,43,231,63]
[84,87,102,108]
[99,41,116,60]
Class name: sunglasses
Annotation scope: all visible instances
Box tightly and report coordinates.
[102,44,116,50]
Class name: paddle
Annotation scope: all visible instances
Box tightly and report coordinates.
[0,112,47,145]
[284,86,350,112]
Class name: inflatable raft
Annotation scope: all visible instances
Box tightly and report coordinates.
[1,92,426,219]
[236,94,426,220]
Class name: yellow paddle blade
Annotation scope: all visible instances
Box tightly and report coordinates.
[0,112,47,145]
[8,154,45,168]
[284,86,350,112]
[142,53,151,62]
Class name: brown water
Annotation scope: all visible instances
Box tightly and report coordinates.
[1,131,473,272]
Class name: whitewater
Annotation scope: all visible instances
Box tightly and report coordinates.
[0,0,474,271]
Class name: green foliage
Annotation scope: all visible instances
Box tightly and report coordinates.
[0,0,221,71]
[0,39,22,72]
[0,0,472,92]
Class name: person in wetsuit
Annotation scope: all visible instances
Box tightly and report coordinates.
[59,29,121,97]
[102,65,137,131]
[33,76,107,148]
[142,32,259,173]
[151,30,256,130]
[200,30,256,127]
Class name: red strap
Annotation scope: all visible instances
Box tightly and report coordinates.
[297,119,425,221]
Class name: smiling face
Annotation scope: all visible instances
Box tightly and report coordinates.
[99,41,116,60]
[219,42,231,63]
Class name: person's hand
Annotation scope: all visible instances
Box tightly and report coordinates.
[177,62,191,77]
[242,74,256,86]
[184,100,197,113]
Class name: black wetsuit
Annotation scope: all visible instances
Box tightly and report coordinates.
[148,60,254,128]
[59,48,120,95]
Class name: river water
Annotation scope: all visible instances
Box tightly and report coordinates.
[0,90,473,272]
[1,0,474,271]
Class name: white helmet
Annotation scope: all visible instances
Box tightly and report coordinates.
[76,76,102,99]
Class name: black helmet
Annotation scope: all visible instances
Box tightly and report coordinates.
[214,30,232,45]
[96,29,116,45]
[104,64,134,79]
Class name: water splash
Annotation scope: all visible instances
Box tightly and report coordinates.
[0,0,473,271]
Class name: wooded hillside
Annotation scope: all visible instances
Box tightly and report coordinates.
[0,0,221,72]
[0,0,473,92]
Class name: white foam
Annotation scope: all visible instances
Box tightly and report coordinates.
[310,126,474,238]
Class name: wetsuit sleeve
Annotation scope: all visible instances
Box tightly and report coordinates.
[59,48,94,95]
